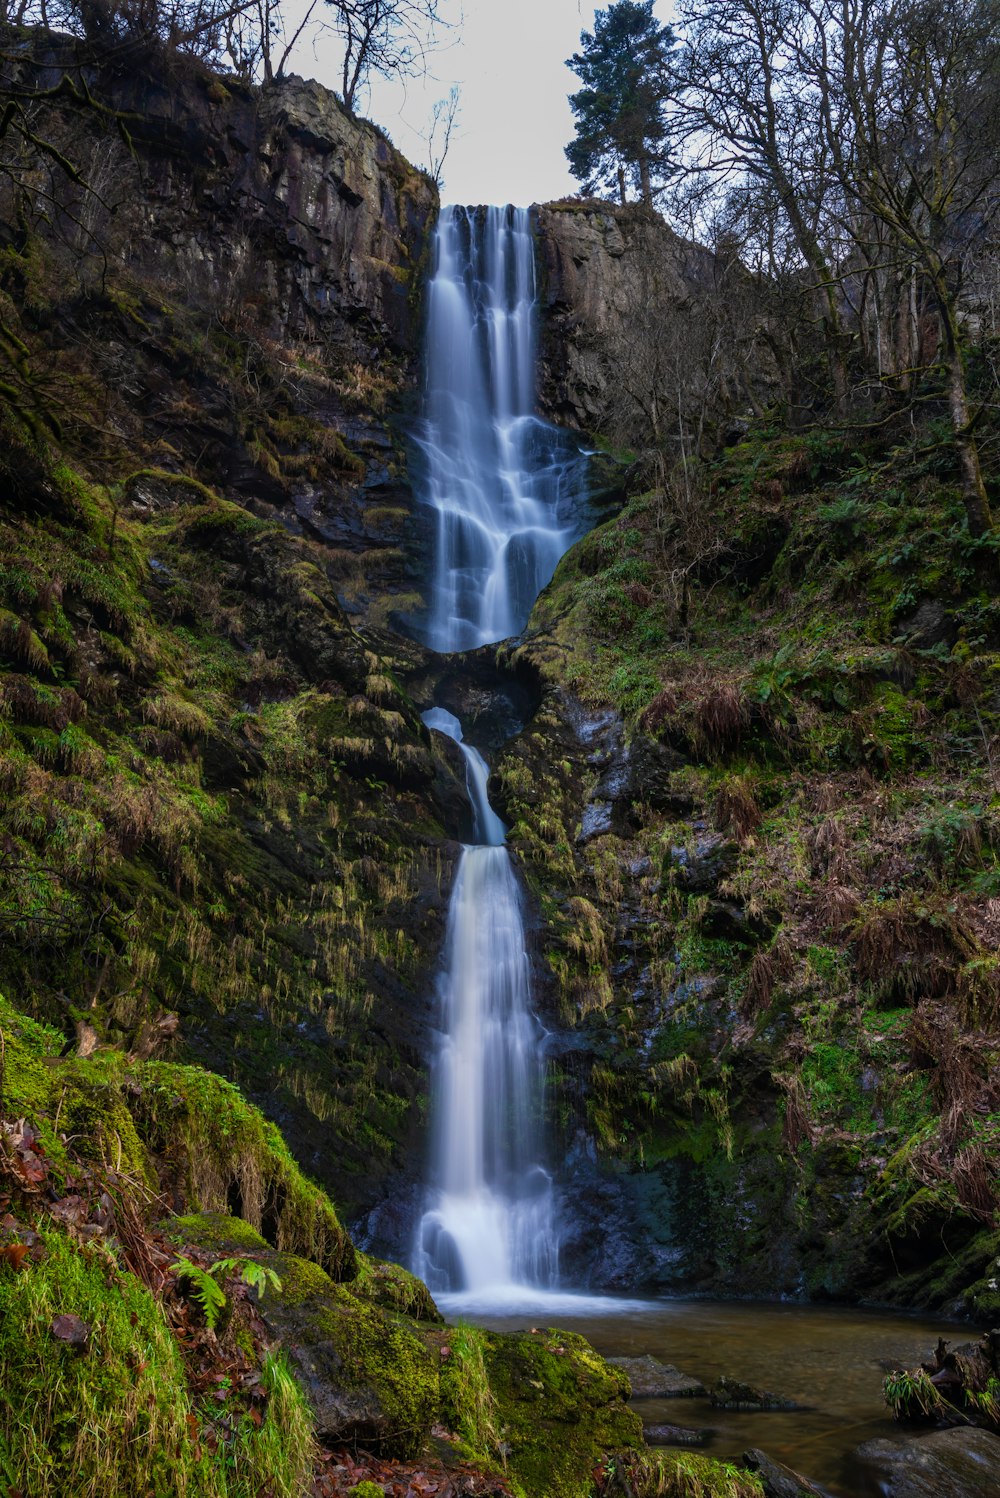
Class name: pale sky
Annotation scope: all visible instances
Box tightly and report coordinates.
[283,0,675,207]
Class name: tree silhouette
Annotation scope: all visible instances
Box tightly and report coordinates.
[565,0,675,207]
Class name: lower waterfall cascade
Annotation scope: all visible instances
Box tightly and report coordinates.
[413,709,560,1301]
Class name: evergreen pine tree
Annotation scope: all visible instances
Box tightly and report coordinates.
[565,0,675,207]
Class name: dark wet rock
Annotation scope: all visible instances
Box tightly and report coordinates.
[669,832,739,892]
[352,1181,426,1270]
[701,897,772,944]
[258,1254,437,1459]
[851,1427,1000,1498]
[895,598,955,651]
[643,1422,713,1446]
[578,800,614,844]
[577,732,686,841]
[608,1355,706,1399]
[743,1448,828,1497]
[709,1377,805,1411]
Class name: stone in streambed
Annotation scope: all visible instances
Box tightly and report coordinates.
[709,1376,806,1411]
[743,1448,828,1497]
[643,1422,713,1446]
[851,1427,1000,1498]
[607,1354,706,1398]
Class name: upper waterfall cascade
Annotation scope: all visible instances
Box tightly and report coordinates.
[415,204,588,654]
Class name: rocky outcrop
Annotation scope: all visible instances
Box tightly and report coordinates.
[534,201,718,429]
[8,36,437,359]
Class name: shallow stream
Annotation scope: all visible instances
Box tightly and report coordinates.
[470,1296,969,1497]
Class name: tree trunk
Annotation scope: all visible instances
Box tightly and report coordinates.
[639,155,652,207]
[937,292,993,536]
[617,165,627,206]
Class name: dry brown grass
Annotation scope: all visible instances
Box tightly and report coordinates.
[817,880,862,933]
[773,1071,813,1150]
[639,686,679,734]
[715,774,761,841]
[739,936,795,1019]
[854,895,977,1002]
[693,682,748,755]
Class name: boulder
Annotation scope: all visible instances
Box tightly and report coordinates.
[257,1252,437,1460]
[743,1448,828,1497]
[709,1377,805,1411]
[851,1427,1000,1498]
[608,1354,706,1398]
[643,1422,713,1446]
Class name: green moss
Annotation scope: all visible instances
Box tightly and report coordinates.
[0,990,60,1119]
[476,1328,642,1498]
[348,1484,387,1498]
[0,1226,211,1497]
[353,1250,442,1323]
[56,1070,155,1188]
[124,1061,357,1281]
[161,1211,269,1253]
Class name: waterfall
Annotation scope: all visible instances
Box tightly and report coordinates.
[414,204,587,654]
[411,207,596,1310]
[414,709,559,1300]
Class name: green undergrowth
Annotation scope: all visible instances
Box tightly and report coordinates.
[602,1450,766,1498]
[0,1226,315,1498]
[502,419,1000,1307]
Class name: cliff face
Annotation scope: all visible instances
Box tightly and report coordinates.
[0,35,457,1227]
[535,202,719,430]
[59,49,438,357]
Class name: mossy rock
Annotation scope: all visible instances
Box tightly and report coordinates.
[258,1270,437,1460]
[122,1061,357,1282]
[56,1070,155,1190]
[353,1250,442,1323]
[447,1326,642,1498]
[160,1210,270,1254]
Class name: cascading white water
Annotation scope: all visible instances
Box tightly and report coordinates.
[414,709,559,1301]
[410,208,605,1312]
[415,204,586,654]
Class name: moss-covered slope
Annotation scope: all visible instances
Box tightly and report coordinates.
[495,423,1000,1315]
[0,990,653,1496]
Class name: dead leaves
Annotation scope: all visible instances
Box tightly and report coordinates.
[51,1313,90,1351]
[310,1447,513,1498]
[0,1120,49,1189]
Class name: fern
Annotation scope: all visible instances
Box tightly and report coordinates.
[171,1255,283,1330]
[171,1255,228,1330]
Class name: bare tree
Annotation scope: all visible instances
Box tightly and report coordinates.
[811,0,1000,533]
[322,0,442,114]
[423,82,458,189]
[672,0,851,402]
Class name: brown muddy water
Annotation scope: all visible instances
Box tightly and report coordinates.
[471,1297,974,1497]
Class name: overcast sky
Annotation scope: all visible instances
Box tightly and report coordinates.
[284,0,675,207]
